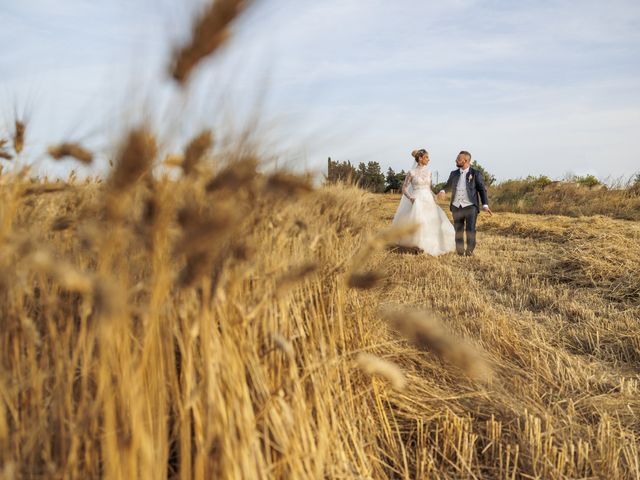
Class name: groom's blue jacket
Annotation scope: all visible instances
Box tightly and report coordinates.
[442,167,489,212]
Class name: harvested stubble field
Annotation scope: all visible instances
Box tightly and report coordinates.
[1,163,639,479]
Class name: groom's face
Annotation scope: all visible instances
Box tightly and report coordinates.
[456,154,470,169]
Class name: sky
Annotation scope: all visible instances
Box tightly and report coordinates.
[1,0,639,182]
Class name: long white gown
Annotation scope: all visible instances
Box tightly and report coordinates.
[391,165,456,256]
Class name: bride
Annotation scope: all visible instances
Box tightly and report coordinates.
[392,149,456,255]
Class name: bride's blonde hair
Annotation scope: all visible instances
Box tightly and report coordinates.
[411,148,428,162]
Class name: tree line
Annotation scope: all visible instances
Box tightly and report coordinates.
[326,158,388,192]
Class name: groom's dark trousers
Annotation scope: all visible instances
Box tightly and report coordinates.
[451,205,477,255]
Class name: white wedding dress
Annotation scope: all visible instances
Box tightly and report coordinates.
[392,165,456,256]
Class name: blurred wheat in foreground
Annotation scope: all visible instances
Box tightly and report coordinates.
[1,156,639,479]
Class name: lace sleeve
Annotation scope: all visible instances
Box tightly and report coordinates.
[402,173,414,201]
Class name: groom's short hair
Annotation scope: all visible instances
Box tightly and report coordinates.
[459,150,472,160]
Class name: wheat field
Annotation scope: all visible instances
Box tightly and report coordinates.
[2,1,639,478]
[1,159,639,479]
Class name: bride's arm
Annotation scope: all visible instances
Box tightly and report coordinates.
[402,173,415,203]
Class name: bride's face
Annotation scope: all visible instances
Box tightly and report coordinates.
[418,154,429,166]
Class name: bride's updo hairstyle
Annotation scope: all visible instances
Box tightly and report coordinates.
[412,148,428,163]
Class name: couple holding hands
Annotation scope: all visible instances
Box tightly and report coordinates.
[392,149,492,257]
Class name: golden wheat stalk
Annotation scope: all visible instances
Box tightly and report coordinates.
[350,223,419,269]
[162,153,184,168]
[347,271,383,289]
[48,143,94,164]
[13,120,25,154]
[170,0,250,84]
[273,333,295,359]
[0,139,11,160]
[28,250,93,294]
[51,215,74,231]
[265,172,314,196]
[109,128,157,191]
[175,205,238,254]
[275,262,318,295]
[355,353,406,390]
[205,157,258,192]
[182,129,214,175]
[385,308,493,382]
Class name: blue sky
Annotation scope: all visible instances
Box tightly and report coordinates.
[1,0,639,182]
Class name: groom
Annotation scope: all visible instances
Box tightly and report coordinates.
[438,151,492,256]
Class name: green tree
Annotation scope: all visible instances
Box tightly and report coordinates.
[327,157,357,184]
[525,175,553,188]
[385,167,401,192]
[471,161,496,186]
[329,159,399,193]
[575,174,601,188]
[356,162,367,188]
[432,181,447,193]
[365,161,385,193]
